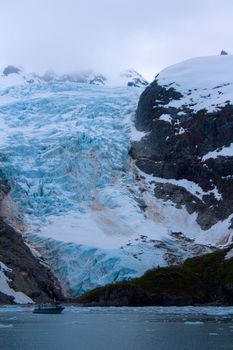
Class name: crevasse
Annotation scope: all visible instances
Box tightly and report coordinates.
[0,81,169,296]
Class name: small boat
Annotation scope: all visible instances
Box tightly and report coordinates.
[33,303,65,314]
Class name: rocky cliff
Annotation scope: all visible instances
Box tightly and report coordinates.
[0,178,63,304]
[130,55,233,246]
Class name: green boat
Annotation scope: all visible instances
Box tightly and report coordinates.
[33,303,65,314]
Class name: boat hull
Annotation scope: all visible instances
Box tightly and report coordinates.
[33,307,64,314]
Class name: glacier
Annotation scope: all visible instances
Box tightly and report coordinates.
[0,73,216,297]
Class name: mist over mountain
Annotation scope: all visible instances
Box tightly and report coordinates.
[0,65,149,87]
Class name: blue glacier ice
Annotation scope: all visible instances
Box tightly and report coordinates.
[0,79,200,297]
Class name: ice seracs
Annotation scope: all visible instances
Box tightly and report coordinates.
[0,54,232,298]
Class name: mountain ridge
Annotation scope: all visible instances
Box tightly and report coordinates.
[0,65,148,87]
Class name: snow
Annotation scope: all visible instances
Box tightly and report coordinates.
[225,249,233,260]
[136,168,231,246]
[0,66,231,296]
[0,80,164,294]
[30,235,167,296]
[159,114,172,124]
[138,170,210,201]
[178,127,185,135]
[130,124,149,141]
[202,143,233,161]
[193,213,233,247]
[0,262,34,304]
[157,55,233,113]
[106,69,148,87]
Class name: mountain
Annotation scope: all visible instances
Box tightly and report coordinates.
[120,69,148,87]
[0,65,207,300]
[131,55,233,246]
[0,65,40,88]
[0,65,148,87]
[0,55,232,303]
[39,70,107,85]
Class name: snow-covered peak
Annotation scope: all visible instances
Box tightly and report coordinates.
[0,65,148,90]
[39,69,148,87]
[158,55,233,90]
[0,65,40,89]
[120,69,148,87]
[156,54,233,113]
[39,70,107,85]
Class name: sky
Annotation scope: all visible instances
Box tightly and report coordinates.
[0,0,233,81]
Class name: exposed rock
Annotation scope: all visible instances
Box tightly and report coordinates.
[0,292,14,304]
[0,219,63,303]
[3,65,21,76]
[0,177,63,304]
[130,57,233,232]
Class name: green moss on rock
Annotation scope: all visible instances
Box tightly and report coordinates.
[77,246,233,306]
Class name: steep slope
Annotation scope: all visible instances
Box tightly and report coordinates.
[0,218,63,304]
[131,55,233,247]
[0,178,63,304]
[77,246,233,306]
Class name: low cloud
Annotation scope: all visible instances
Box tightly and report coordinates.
[0,0,233,80]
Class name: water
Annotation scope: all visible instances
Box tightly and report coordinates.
[0,306,233,350]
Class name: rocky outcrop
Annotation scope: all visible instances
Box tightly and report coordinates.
[3,65,21,76]
[77,246,233,306]
[130,56,233,235]
[0,179,63,304]
[120,69,148,87]
[0,219,63,304]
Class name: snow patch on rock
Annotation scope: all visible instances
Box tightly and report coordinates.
[157,55,233,113]
[159,114,172,124]
[202,143,233,161]
[0,262,34,304]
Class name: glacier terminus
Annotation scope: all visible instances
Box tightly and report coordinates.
[0,59,231,298]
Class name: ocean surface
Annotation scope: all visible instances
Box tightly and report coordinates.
[0,306,233,350]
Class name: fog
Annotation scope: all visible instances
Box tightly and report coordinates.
[0,0,233,80]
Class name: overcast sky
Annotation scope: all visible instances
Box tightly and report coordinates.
[0,0,233,81]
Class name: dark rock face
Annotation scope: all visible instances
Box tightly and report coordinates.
[3,65,21,76]
[0,219,63,304]
[130,79,233,231]
[0,178,63,304]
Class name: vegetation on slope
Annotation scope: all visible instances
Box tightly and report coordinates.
[77,246,233,306]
